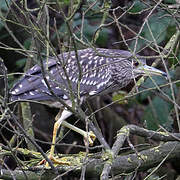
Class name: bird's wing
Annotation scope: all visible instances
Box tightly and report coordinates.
[10,48,121,101]
[9,59,65,101]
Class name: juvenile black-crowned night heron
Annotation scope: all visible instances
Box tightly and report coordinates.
[10,48,166,166]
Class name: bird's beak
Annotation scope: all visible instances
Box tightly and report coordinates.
[136,64,167,77]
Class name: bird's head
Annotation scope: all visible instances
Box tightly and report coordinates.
[131,58,167,78]
[110,55,167,88]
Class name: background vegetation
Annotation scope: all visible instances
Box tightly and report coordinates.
[0,0,180,179]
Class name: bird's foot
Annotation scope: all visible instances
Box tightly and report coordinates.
[39,155,70,168]
[83,131,96,146]
[61,121,96,146]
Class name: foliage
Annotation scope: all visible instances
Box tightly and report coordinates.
[0,0,179,179]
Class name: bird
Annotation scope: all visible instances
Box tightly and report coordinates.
[9,48,167,166]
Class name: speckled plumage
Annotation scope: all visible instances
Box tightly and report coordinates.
[9,48,162,104]
[9,48,168,163]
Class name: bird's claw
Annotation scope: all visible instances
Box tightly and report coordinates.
[84,131,96,146]
[39,155,70,167]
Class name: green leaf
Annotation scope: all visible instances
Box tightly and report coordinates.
[143,95,173,130]
[138,75,167,101]
[130,10,175,51]
[57,0,70,5]
[95,28,110,47]
[144,12,173,44]
[62,0,70,5]
[141,77,176,130]
[112,91,128,104]
[138,72,177,130]
[0,0,11,11]
[15,58,26,69]
[74,17,110,45]
[24,39,32,50]
[163,0,176,4]
[128,0,147,14]
[0,21,4,31]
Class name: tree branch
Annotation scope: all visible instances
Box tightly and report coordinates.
[1,125,180,179]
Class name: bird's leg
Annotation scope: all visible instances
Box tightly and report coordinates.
[45,109,72,167]
[45,108,96,167]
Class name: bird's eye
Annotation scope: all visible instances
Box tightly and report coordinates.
[133,61,139,67]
